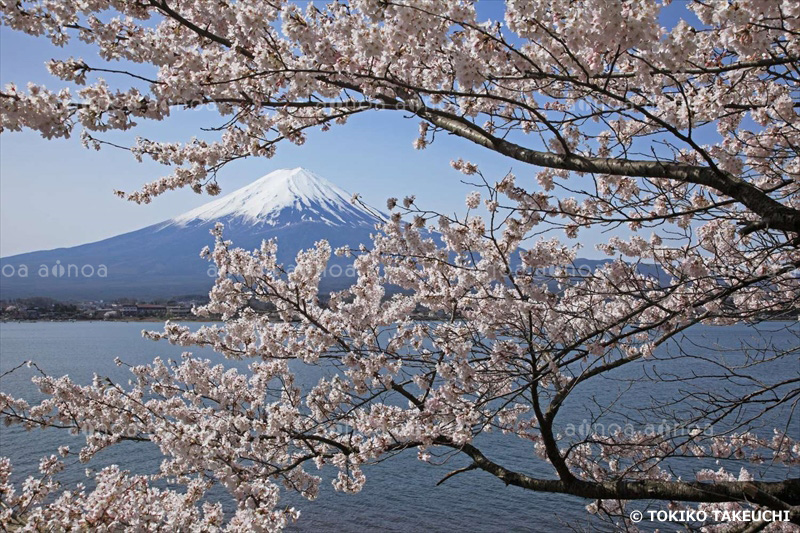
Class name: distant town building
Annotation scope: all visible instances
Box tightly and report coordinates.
[135,304,167,316]
[167,305,192,317]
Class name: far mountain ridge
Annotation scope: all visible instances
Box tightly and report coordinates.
[0,168,383,300]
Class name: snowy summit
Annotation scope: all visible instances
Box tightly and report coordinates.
[170,167,379,228]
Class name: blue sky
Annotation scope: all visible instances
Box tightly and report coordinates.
[0,4,518,257]
[0,1,694,258]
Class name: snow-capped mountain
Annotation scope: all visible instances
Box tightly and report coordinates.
[0,168,383,300]
[170,168,378,228]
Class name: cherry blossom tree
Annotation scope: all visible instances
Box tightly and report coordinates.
[1,0,799,530]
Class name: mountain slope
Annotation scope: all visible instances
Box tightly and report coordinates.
[0,168,382,300]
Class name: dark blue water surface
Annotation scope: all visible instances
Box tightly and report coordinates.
[0,321,797,532]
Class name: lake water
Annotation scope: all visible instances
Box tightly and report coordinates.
[0,321,797,531]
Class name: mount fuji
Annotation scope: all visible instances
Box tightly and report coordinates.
[0,168,383,301]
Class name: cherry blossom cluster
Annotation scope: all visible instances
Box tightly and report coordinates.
[3,174,797,528]
[0,0,796,212]
[1,0,799,530]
